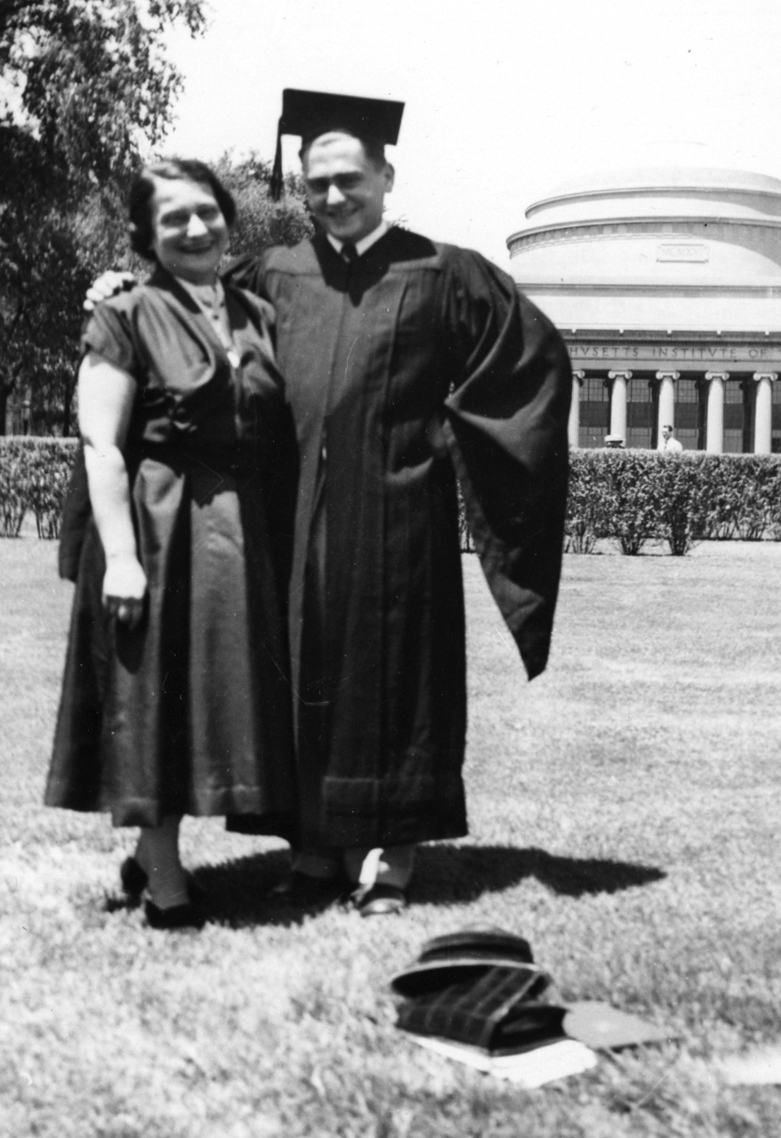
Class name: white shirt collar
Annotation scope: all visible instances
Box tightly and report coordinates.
[327,220,389,259]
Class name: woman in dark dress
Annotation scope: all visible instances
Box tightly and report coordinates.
[46,159,298,928]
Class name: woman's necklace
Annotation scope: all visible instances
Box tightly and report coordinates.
[187,280,240,368]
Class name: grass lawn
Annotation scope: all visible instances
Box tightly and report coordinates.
[1,536,780,1137]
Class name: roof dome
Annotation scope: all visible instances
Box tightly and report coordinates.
[507,167,781,332]
[528,167,781,213]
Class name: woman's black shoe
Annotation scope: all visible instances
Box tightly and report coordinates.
[120,856,148,899]
[144,898,204,930]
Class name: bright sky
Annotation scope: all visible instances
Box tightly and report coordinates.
[162,0,781,267]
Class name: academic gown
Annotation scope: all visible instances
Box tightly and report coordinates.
[47,268,299,832]
[227,228,571,849]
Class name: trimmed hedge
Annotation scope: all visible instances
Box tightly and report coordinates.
[567,450,781,555]
[0,437,79,539]
[3,438,781,554]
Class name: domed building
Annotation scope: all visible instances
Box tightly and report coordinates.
[507,168,781,451]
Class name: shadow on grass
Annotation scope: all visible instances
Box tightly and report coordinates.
[103,844,665,926]
[191,848,316,928]
[411,843,666,903]
[211,842,666,919]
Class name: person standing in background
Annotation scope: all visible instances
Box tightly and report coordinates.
[659,424,683,453]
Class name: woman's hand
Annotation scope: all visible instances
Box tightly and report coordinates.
[103,553,147,630]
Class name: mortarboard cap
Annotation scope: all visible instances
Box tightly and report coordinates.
[270,89,404,200]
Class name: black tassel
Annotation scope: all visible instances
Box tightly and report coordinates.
[270,120,284,201]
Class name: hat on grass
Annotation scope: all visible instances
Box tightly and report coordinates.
[390,927,545,999]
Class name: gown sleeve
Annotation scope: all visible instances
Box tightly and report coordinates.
[222,252,270,301]
[440,249,572,680]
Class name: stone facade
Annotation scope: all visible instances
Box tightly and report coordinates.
[507,169,781,451]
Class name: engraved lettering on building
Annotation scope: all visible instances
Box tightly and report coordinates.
[568,343,781,363]
[656,243,709,263]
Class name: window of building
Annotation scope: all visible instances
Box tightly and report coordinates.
[772,380,781,454]
[723,378,752,453]
[676,377,703,451]
[578,374,609,448]
[626,377,654,449]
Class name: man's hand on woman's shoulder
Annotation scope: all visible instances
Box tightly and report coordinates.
[84,270,138,312]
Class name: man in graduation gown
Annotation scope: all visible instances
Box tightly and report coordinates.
[88,90,572,916]
[225,90,572,914]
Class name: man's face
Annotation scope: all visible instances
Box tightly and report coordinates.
[303,133,394,243]
[662,425,672,441]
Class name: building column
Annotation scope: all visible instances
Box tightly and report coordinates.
[752,372,777,455]
[607,370,631,444]
[704,371,728,454]
[655,371,679,444]
[569,370,585,448]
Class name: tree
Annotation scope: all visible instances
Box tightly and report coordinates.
[0,1,206,185]
[0,0,207,434]
[215,154,314,260]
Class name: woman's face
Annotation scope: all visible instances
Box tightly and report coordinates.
[150,176,229,284]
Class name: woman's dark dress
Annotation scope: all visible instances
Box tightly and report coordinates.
[46,268,299,833]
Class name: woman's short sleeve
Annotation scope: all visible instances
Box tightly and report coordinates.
[80,299,140,379]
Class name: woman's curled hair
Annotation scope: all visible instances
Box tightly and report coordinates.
[128,159,236,261]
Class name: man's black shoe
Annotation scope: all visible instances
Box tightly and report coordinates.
[267,870,347,907]
[352,883,407,917]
